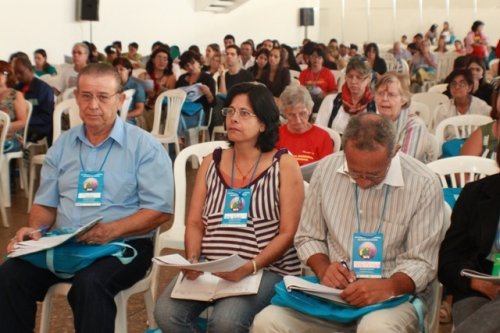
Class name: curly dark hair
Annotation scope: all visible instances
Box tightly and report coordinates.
[145,47,173,76]
[224,82,280,152]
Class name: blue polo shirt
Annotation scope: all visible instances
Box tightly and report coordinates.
[34,116,173,239]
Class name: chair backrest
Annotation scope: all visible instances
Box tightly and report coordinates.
[427,83,447,94]
[426,132,440,163]
[426,155,499,188]
[289,70,300,80]
[488,58,499,71]
[410,101,432,130]
[0,112,11,156]
[119,89,136,122]
[314,124,341,153]
[52,99,81,143]
[132,68,146,78]
[156,140,230,254]
[435,114,492,157]
[152,89,186,137]
[411,92,449,131]
[61,87,76,101]
[435,52,458,82]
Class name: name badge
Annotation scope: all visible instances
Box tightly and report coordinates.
[76,171,104,206]
[221,188,252,227]
[352,232,383,278]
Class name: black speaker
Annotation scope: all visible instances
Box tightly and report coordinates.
[80,0,99,21]
[299,8,314,27]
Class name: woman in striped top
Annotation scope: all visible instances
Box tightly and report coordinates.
[154,82,304,333]
[375,72,433,163]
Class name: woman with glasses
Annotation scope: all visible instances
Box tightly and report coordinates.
[276,85,333,166]
[315,57,375,134]
[154,82,303,333]
[138,47,176,131]
[375,72,432,162]
[435,69,491,130]
[460,83,500,160]
[467,56,493,105]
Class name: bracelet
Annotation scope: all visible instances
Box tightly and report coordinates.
[251,259,258,275]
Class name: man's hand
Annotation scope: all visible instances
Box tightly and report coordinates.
[320,262,357,289]
[7,227,45,252]
[470,278,500,300]
[77,223,117,245]
[341,278,397,307]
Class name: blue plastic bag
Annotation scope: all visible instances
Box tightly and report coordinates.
[271,276,411,323]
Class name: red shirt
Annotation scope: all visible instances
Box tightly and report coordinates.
[276,125,334,166]
[299,67,337,94]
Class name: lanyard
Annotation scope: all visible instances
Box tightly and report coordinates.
[230,150,262,188]
[354,184,389,234]
[79,140,114,172]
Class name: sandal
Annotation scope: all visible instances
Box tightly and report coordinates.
[439,300,452,324]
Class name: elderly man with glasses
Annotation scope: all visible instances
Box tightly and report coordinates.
[0,63,173,332]
[253,113,446,333]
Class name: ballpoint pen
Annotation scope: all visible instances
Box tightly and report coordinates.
[11,225,50,242]
[340,259,350,271]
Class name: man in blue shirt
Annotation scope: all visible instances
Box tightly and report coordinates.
[13,55,55,145]
[0,63,174,332]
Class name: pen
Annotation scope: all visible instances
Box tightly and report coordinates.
[340,260,350,271]
[11,226,50,242]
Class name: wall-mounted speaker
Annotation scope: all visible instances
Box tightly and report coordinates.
[79,0,99,21]
[299,8,314,27]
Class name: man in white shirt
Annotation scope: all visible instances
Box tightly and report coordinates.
[240,41,255,70]
[253,113,447,333]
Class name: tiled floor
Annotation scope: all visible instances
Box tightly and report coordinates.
[1,168,453,333]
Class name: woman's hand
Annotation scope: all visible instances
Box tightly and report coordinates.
[470,278,500,300]
[199,84,211,96]
[181,268,203,281]
[212,261,253,282]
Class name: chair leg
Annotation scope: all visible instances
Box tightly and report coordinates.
[27,161,37,213]
[39,291,55,333]
[114,292,128,333]
[0,158,11,207]
[0,198,8,227]
[144,289,157,329]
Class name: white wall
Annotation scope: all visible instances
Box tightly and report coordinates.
[1,0,319,63]
[319,0,500,50]
[2,0,498,64]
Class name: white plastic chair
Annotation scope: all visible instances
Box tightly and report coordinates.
[61,87,76,101]
[151,141,229,299]
[39,229,160,333]
[27,99,81,212]
[314,124,341,153]
[1,101,33,208]
[289,69,300,80]
[151,89,186,155]
[435,114,492,158]
[119,88,135,122]
[427,84,447,94]
[426,155,499,188]
[411,92,449,132]
[410,101,432,130]
[0,112,11,227]
[132,68,146,78]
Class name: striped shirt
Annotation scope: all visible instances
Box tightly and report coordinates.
[201,148,301,276]
[295,152,446,292]
[395,107,431,163]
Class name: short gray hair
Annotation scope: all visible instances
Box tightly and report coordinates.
[73,42,89,56]
[77,63,122,92]
[342,113,396,156]
[279,85,314,113]
[346,56,371,77]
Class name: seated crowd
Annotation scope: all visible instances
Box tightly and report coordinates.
[1,23,500,333]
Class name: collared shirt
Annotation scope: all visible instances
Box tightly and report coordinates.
[295,152,446,293]
[35,116,174,238]
[392,107,431,163]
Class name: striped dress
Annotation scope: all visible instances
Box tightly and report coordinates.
[200,148,301,276]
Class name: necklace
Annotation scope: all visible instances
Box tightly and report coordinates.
[231,150,262,187]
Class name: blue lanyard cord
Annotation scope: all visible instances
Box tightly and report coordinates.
[230,149,262,188]
[79,140,115,172]
[354,184,389,234]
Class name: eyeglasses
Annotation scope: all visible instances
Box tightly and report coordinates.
[468,67,483,72]
[221,107,257,120]
[375,91,400,100]
[284,111,309,119]
[343,164,390,183]
[78,92,120,104]
[346,74,369,81]
[449,81,468,88]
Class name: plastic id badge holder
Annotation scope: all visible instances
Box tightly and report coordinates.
[221,188,252,227]
[76,171,104,206]
[352,232,383,278]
